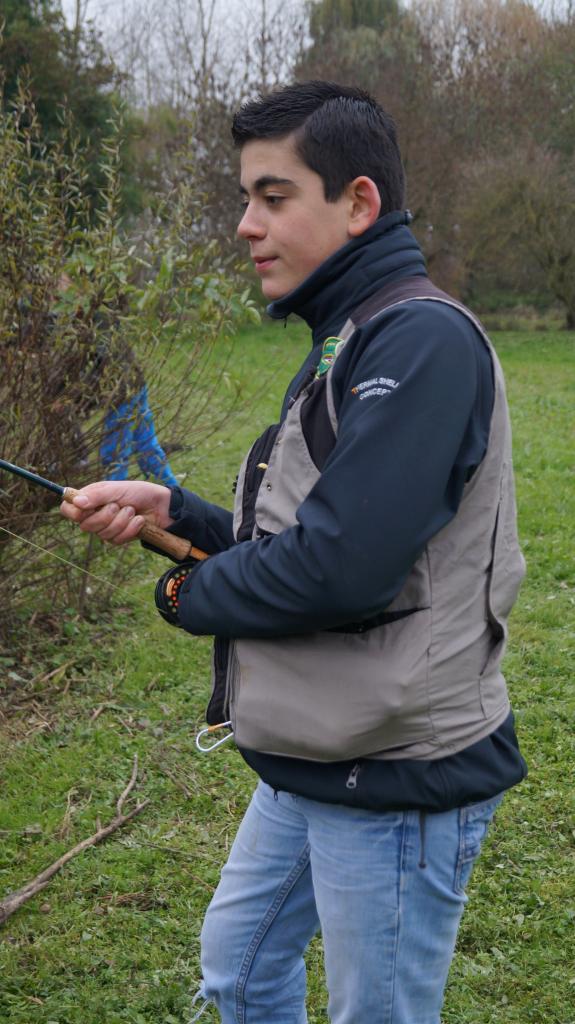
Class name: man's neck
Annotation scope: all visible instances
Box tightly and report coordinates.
[266,212,424,343]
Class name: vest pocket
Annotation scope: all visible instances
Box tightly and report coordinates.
[230,611,434,762]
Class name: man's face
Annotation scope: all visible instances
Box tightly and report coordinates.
[238,135,354,301]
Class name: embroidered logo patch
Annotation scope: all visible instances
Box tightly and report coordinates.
[315,337,346,378]
[351,376,399,400]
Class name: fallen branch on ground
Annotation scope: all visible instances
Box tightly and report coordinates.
[0,755,150,926]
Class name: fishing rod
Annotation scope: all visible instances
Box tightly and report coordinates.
[1,458,232,753]
[0,458,208,563]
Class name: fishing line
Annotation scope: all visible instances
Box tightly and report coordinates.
[0,524,123,592]
[0,526,190,625]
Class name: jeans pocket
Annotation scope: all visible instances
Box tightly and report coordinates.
[453,792,504,896]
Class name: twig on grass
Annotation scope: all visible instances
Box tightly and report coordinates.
[90,702,128,721]
[0,755,149,927]
[56,787,78,841]
[155,763,193,800]
[28,659,77,689]
[116,753,140,817]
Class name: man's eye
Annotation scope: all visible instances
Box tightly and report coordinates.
[265,195,284,206]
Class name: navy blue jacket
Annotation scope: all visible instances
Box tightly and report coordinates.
[164,213,526,811]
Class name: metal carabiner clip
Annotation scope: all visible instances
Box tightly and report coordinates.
[195,720,234,753]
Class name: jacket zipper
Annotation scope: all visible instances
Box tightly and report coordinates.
[223,640,239,723]
[346,763,362,790]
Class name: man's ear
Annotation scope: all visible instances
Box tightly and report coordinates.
[346,177,382,237]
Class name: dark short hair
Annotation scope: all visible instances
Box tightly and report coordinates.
[231,80,406,215]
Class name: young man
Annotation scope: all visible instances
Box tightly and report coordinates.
[62,82,527,1024]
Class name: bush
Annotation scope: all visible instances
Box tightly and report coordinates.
[0,85,259,650]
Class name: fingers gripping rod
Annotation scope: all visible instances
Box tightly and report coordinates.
[0,458,208,563]
[1,457,232,750]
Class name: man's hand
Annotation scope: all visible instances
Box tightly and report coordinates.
[59,481,173,546]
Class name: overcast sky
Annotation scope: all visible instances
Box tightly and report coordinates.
[60,0,572,22]
[60,0,265,31]
[59,0,573,81]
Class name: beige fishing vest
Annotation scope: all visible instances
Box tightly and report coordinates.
[224,280,525,762]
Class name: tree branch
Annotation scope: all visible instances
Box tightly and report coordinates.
[0,756,149,927]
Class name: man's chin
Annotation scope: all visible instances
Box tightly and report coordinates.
[261,282,287,301]
[261,276,300,302]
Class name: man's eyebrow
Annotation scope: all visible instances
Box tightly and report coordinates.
[239,175,296,195]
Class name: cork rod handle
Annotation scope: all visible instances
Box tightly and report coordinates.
[62,487,209,563]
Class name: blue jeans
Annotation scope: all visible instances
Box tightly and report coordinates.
[99,386,178,486]
[197,781,503,1024]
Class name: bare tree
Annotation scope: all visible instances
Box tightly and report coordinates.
[100,0,306,249]
[104,0,306,108]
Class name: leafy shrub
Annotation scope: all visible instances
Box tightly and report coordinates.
[0,85,258,649]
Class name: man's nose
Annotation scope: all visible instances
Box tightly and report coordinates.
[237,204,265,240]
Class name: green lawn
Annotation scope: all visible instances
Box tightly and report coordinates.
[0,323,573,1024]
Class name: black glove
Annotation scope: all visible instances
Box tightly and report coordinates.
[154,560,198,627]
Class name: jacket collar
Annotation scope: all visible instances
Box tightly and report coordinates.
[267,211,427,344]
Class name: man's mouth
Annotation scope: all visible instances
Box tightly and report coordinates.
[253,256,277,273]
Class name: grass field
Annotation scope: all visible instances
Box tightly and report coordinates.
[0,321,574,1024]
